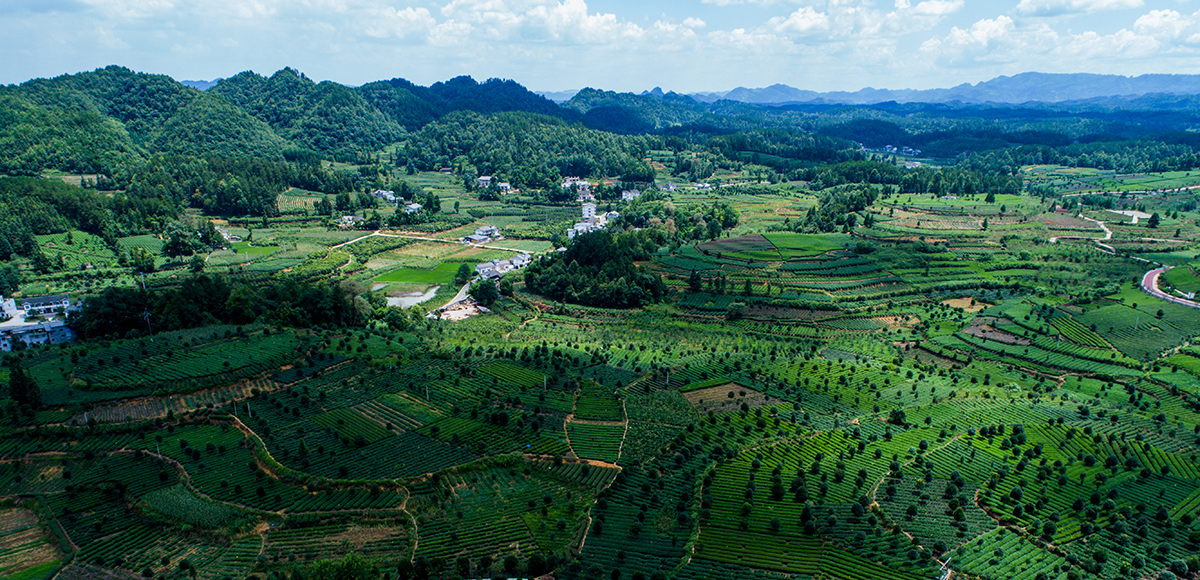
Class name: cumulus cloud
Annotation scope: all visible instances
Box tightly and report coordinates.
[1016,0,1144,17]
[1133,9,1196,42]
[362,6,436,40]
[768,6,830,35]
[911,0,963,16]
[919,16,1016,64]
[439,0,644,44]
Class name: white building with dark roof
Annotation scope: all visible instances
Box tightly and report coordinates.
[19,294,70,317]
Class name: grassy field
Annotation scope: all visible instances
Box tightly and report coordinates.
[374,268,457,284]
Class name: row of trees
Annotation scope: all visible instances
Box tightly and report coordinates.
[69,275,378,340]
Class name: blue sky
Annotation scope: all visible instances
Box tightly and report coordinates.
[4,0,1200,93]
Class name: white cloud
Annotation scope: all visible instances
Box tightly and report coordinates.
[1016,0,1144,17]
[1134,9,1193,41]
[438,0,644,44]
[912,0,963,16]
[769,6,830,35]
[919,16,1016,64]
[683,17,706,28]
[363,6,436,40]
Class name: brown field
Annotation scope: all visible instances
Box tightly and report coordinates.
[941,297,989,313]
[682,383,784,413]
[0,508,59,577]
[961,324,1029,345]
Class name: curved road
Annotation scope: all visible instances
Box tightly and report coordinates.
[1048,215,1114,254]
[1141,267,1200,310]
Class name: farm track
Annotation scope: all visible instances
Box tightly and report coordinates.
[1048,215,1114,254]
[866,433,963,569]
[503,313,540,340]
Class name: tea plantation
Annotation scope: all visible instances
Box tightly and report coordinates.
[6,177,1200,580]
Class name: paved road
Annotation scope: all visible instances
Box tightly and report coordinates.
[1141,266,1200,310]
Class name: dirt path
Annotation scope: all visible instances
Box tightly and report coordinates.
[504,313,540,340]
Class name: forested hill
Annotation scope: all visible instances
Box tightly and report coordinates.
[210,68,405,158]
[1,66,287,174]
[0,66,586,175]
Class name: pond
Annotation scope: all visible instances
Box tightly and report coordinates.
[387,286,440,308]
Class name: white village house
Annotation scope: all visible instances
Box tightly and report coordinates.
[461,224,501,244]
[20,294,70,317]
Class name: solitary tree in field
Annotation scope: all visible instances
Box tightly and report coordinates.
[1148,212,1161,228]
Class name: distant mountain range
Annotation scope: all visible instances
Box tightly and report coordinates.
[538,72,1200,106]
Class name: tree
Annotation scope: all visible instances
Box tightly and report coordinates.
[189,254,206,273]
[6,357,41,411]
[688,269,702,293]
[304,552,377,580]
[0,264,20,297]
[1148,212,1160,228]
[455,263,473,285]
[131,247,156,273]
[985,192,996,203]
[163,221,197,258]
[470,279,499,307]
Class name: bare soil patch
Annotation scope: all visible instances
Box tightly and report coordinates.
[941,297,989,313]
[962,324,1029,345]
[682,383,784,413]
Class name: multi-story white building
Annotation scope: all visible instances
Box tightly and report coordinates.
[20,294,70,317]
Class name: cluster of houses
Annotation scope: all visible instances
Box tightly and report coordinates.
[337,215,365,229]
[473,253,532,280]
[476,176,513,195]
[563,177,594,201]
[877,145,922,157]
[621,189,642,201]
[460,224,500,244]
[0,294,76,352]
[567,203,620,239]
[372,189,398,204]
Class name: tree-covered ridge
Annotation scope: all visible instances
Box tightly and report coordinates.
[18,65,196,143]
[211,68,405,159]
[0,91,141,175]
[147,93,289,160]
[399,111,656,184]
